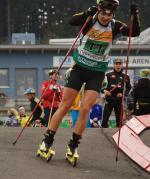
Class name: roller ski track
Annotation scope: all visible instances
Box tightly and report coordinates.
[0,128,149,179]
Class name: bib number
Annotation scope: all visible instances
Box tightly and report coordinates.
[84,39,109,56]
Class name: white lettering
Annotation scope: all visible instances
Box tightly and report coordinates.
[78,56,97,67]
[109,56,150,67]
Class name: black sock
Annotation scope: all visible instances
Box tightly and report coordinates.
[46,129,56,136]
[44,129,56,145]
[72,132,81,142]
[68,132,81,149]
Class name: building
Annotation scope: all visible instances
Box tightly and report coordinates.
[0,40,150,109]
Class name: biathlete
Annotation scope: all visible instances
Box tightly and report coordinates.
[37,0,140,166]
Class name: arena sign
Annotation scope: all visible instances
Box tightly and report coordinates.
[53,56,150,68]
[109,56,150,67]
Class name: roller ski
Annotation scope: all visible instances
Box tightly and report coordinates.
[65,145,79,167]
[37,141,55,162]
[37,130,55,162]
[65,135,80,167]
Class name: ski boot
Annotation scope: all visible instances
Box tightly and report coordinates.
[37,130,55,162]
[65,145,79,167]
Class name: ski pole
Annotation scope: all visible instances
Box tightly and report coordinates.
[48,91,56,128]
[12,15,92,146]
[115,15,134,162]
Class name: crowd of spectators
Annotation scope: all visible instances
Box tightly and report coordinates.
[0,68,150,128]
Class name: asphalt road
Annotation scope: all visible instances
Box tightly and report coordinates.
[0,127,149,179]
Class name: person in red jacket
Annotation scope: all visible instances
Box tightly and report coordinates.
[41,69,63,127]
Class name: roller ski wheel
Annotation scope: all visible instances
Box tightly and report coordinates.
[37,147,55,162]
[65,147,79,167]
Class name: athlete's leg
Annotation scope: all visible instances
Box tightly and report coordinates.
[67,90,98,155]
[73,70,104,134]
[74,90,98,135]
[66,69,104,160]
[38,67,84,161]
[48,87,78,131]
[38,87,79,154]
[38,65,84,156]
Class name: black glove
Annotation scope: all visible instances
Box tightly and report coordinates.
[86,6,98,16]
[130,3,139,15]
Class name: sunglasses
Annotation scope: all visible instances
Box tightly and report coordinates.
[114,62,122,65]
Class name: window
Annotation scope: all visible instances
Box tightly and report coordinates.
[0,69,9,87]
[15,69,37,99]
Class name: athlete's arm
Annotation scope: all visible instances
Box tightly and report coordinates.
[114,16,140,37]
[113,3,140,38]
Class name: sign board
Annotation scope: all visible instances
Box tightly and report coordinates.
[53,56,150,68]
[108,56,150,67]
[12,33,35,45]
[53,56,74,67]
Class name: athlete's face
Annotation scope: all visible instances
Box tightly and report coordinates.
[98,10,113,25]
[114,62,123,72]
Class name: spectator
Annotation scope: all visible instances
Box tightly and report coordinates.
[101,58,131,127]
[17,106,29,127]
[41,69,63,127]
[24,88,44,127]
[5,108,20,127]
[131,75,150,115]
[90,97,103,128]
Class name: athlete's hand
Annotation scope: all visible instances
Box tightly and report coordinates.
[104,90,111,96]
[130,3,139,15]
[86,6,98,16]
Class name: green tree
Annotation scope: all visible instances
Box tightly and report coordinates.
[0,0,150,44]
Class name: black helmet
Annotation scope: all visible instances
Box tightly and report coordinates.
[97,0,119,12]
